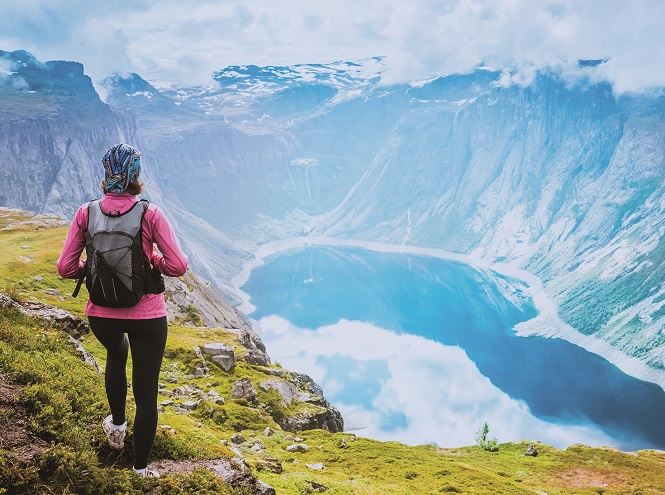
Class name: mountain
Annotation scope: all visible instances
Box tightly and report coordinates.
[0,50,143,218]
[2,50,665,382]
[103,61,665,379]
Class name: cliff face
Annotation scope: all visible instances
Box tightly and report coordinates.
[3,50,665,375]
[0,50,141,219]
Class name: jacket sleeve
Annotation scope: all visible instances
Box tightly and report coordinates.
[149,206,188,277]
[56,205,88,279]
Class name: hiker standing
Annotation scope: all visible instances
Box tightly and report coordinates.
[57,143,188,478]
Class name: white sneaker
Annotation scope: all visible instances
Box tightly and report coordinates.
[102,415,126,449]
[133,467,160,478]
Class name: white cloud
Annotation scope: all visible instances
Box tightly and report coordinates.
[256,315,616,449]
[0,1,664,92]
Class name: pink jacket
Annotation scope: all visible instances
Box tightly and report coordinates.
[57,193,188,319]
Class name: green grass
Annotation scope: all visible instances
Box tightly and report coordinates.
[2,209,665,494]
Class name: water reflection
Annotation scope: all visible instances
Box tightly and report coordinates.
[243,246,665,450]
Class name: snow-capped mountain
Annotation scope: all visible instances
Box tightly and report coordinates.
[102,59,665,374]
[2,50,664,376]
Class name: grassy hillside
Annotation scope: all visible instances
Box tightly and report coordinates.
[1,207,664,495]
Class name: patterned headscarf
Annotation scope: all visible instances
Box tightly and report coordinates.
[102,143,141,194]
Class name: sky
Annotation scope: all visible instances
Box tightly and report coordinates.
[1,0,665,93]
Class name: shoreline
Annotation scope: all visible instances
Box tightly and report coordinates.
[232,236,665,391]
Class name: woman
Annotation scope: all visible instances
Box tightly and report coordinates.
[57,143,188,478]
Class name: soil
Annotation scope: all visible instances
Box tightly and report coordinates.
[0,372,49,464]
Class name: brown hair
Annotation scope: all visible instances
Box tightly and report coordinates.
[100,180,144,196]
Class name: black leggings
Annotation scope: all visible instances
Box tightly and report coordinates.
[89,316,168,470]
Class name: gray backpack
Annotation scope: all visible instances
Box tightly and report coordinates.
[73,199,164,307]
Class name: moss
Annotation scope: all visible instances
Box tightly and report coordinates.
[2,209,665,495]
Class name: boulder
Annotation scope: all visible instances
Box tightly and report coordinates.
[306,463,324,470]
[232,378,257,401]
[279,407,344,433]
[230,433,247,445]
[203,343,236,371]
[285,443,309,453]
[525,444,538,457]
[243,349,270,366]
[259,378,299,406]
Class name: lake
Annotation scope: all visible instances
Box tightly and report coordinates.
[241,244,665,451]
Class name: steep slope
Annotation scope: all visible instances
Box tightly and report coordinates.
[0,50,141,218]
[312,68,665,372]
[2,212,664,495]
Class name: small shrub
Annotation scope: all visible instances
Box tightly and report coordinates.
[405,469,419,479]
[475,421,499,452]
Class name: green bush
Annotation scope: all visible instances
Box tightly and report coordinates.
[475,422,499,452]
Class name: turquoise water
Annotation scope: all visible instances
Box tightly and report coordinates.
[242,245,665,450]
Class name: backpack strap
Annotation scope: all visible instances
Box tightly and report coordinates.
[71,200,98,298]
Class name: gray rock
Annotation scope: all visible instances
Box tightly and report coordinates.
[160,400,174,406]
[525,444,538,457]
[306,463,324,470]
[232,378,257,401]
[203,343,235,357]
[255,480,276,495]
[259,378,299,406]
[250,444,263,452]
[67,335,101,372]
[305,480,328,492]
[230,433,247,445]
[285,443,309,453]
[279,407,344,433]
[264,427,275,436]
[243,349,270,366]
[211,354,236,372]
[181,401,198,410]
[0,294,90,339]
[339,438,348,448]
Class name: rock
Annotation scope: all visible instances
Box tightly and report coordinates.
[290,372,325,398]
[192,362,209,377]
[525,444,538,457]
[180,401,198,410]
[294,437,304,442]
[279,407,344,433]
[306,463,324,470]
[305,480,328,492]
[250,444,263,452]
[0,294,90,339]
[232,378,257,401]
[211,354,236,372]
[230,433,247,445]
[255,480,276,495]
[67,335,101,372]
[243,349,270,366]
[158,425,175,433]
[204,343,237,371]
[339,438,348,448]
[286,443,309,453]
[259,378,300,406]
[43,288,61,296]
[256,458,283,474]
[160,400,174,406]
[264,427,275,436]
[203,342,235,357]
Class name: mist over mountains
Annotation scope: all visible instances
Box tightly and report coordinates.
[2,49,664,380]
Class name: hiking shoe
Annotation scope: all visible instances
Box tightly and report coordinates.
[134,467,160,478]
[102,415,126,449]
